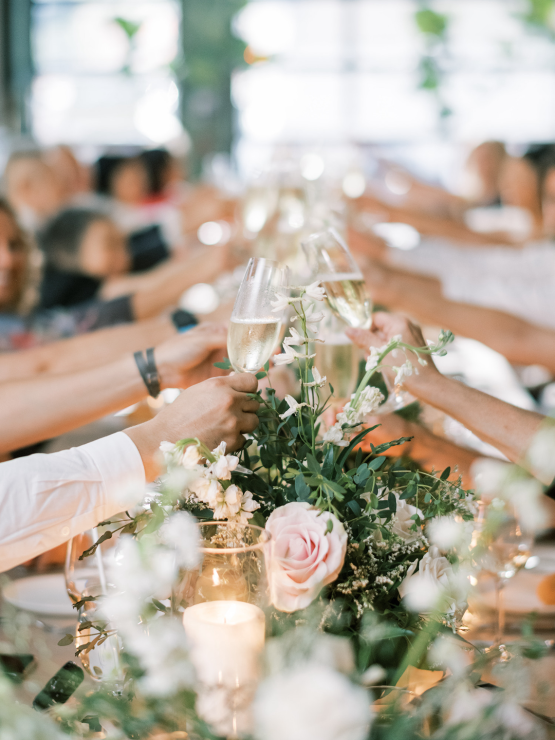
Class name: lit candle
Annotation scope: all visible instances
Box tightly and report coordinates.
[182,600,265,736]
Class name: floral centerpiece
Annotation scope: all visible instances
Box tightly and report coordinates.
[4,280,552,740]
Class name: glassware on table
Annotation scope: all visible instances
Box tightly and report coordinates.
[173,522,270,738]
[65,528,125,691]
[475,504,532,655]
[227,257,289,374]
[302,227,372,329]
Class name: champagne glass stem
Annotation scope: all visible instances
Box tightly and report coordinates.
[494,577,505,646]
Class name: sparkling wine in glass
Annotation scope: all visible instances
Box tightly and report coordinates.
[302,227,372,329]
[228,258,289,374]
[314,309,360,399]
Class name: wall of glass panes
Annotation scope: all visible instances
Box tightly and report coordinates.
[31,0,184,151]
[233,0,555,185]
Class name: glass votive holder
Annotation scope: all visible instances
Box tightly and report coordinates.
[173,522,271,739]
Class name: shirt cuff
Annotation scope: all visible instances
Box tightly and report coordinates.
[79,431,146,510]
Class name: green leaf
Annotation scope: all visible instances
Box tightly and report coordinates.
[255,370,267,380]
[213,357,232,370]
[77,621,94,633]
[325,518,334,533]
[57,634,74,646]
[347,500,362,516]
[81,716,102,733]
[336,425,380,469]
[306,453,321,475]
[79,529,112,560]
[371,436,413,456]
[387,491,397,513]
[368,456,386,471]
[295,475,312,502]
[415,8,448,37]
[322,446,335,478]
[424,492,432,503]
[353,464,370,487]
[440,467,451,481]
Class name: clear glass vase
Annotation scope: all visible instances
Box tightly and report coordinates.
[174,522,271,739]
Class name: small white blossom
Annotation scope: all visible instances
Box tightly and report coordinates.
[182,445,202,469]
[284,327,307,346]
[159,511,200,569]
[304,280,326,301]
[254,662,372,740]
[271,293,291,312]
[357,386,385,415]
[394,360,413,386]
[365,347,380,372]
[323,423,349,447]
[189,477,223,507]
[274,345,315,366]
[280,394,308,420]
[304,366,327,388]
[209,449,239,480]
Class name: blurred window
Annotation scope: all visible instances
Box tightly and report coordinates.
[31,0,184,147]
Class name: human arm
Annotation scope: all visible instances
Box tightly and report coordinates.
[356,412,479,488]
[0,315,177,382]
[100,245,231,320]
[354,194,516,246]
[0,374,260,571]
[346,313,546,470]
[360,260,555,372]
[0,323,227,453]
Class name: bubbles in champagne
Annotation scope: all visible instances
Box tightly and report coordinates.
[321,273,373,329]
[228,318,281,373]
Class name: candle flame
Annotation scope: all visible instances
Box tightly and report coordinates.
[212,568,221,586]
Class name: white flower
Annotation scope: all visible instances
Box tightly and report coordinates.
[280,394,308,420]
[213,483,243,519]
[274,345,310,366]
[189,477,223,507]
[427,516,472,553]
[182,445,202,469]
[323,423,349,447]
[399,545,468,616]
[365,347,380,372]
[297,302,325,332]
[357,386,385,415]
[209,453,239,480]
[393,360,413,386]
[304,280,326,301]
[237,490,261,523]
[304,366,327,388]
[284,327,306,346]
[271,292,291,312]
[159,511,200,569]
[254,663,372,740]
[390,494,423,542]
[125,618,194,697]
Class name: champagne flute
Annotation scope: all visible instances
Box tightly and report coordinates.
[302,227,372,329]
[228,258,289,374]
[314,308,360,400]
[475,505,532,654]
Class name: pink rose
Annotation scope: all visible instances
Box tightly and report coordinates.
[265,502,348,613]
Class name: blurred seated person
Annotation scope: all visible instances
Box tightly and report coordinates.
[0,372,259,571]
[44,145,91,201]
[346,313,551,485]
[4,150,67,232]
[37,206,232,314]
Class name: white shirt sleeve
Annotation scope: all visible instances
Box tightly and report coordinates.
[0,432,145,573]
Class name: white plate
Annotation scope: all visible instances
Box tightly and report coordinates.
[472,570,555,616]
[2,573,75,617]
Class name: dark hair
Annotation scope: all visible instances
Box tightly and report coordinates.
[524,144,555,195]
[94,154,147,196]
[38,208,107,272]
[140,149,173,195]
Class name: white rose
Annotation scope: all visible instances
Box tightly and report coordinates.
[265,502,347,613]
[399,545,467,616]
[391,494,423,542]
[254,663,372,740]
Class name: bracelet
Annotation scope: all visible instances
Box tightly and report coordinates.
[171,308,198,333]
[134,348,161,399]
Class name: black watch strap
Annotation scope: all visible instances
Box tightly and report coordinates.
[134,347,161,398]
